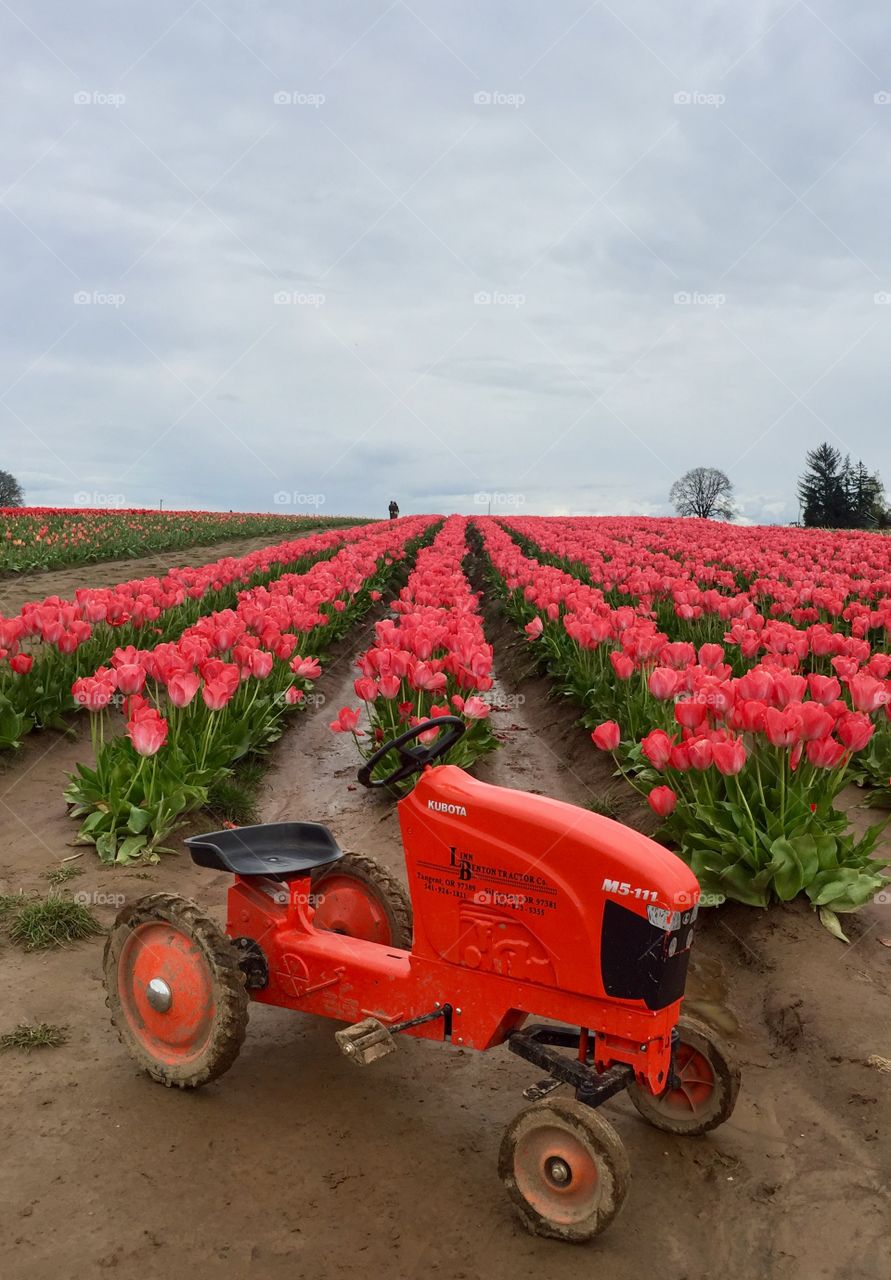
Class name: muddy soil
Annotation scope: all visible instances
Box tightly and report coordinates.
[0,529,328,617]
[1,598,890,1280]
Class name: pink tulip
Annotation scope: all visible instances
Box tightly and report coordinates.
[116,663,146,695]
[290,656,322,679]
[524,616,544,639]
[126,709,168,757]
[329,706,362,734]
[712,738,747,776]
[202,680,234,711]
[167,672,200,708]
[354,677,379,702]
[463,696,490,720]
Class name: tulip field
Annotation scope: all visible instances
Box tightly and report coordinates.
[0,507,366,574]
[1,510,889,933]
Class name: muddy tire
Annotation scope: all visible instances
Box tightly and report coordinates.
[311,852,413,948]
[104,892,248,1090]
[499,1098,630,1242]
[627,1015,740,1136]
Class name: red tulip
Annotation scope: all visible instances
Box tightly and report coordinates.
[648,785,677,817]
[591,721,621,751]
[641,729,672,770]
[648,667,679,700]
[524,616,544,639]
[807,673,841,705]
[806,736,846,768]
[836,711,874,752]
[675,699,707,730]
[9,653,32,675]
[712,737,747,776]
[609,652,634,681]
[763,706,803,747]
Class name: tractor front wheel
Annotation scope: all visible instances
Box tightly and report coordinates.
[311,852,412,948]
[627,1015,740,1136]
[499,1098,630,1242]
[104,893,248,1089]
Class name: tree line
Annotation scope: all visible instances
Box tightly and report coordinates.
[669,443,887,528]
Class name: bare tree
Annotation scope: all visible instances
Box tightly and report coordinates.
[0,469,25,508]
[670,467,734,520]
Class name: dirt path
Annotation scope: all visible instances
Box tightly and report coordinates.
[0,529,330,617]
[1,603,890,1279]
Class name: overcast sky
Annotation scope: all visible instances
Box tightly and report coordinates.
[2,2,890,523]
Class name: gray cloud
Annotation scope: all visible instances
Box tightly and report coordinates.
[2,1,890,522]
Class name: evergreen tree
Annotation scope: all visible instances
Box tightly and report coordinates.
[798,443,885,528]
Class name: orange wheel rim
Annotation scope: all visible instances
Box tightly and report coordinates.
[659,1043,716,1115]
[513,1124,601,1226]
[117,922,216,1065]
[312,877,392,944]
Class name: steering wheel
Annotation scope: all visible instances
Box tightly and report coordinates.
[357,715,467,789]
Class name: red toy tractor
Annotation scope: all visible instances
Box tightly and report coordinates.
[105,717,740,1242]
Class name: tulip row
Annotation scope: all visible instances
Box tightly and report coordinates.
[66,517,438,863]
[1,506,367,573]
[477,517,888,928]
[330,515,497,782]
[0,522,387,750]
[501,515,891,794]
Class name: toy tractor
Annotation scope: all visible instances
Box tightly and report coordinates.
[104,717,740,1242]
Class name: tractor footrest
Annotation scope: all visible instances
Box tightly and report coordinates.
[335,1018,397,1066]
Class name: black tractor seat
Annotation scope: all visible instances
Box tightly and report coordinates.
[185,822,344,879]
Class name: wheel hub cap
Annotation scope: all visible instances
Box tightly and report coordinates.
[545,1156,572,1187]
[146,977,172,1013]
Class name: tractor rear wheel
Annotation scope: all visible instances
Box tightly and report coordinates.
[499,1098,630,1242]
[311,852,412,948]
[627,1015,740,1136]
[104,893,248,1089]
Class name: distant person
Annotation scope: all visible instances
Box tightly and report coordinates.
[388,500,399,520]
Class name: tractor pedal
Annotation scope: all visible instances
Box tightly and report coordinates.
[335,1018,397,1066]
[523,1077,564,1102]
